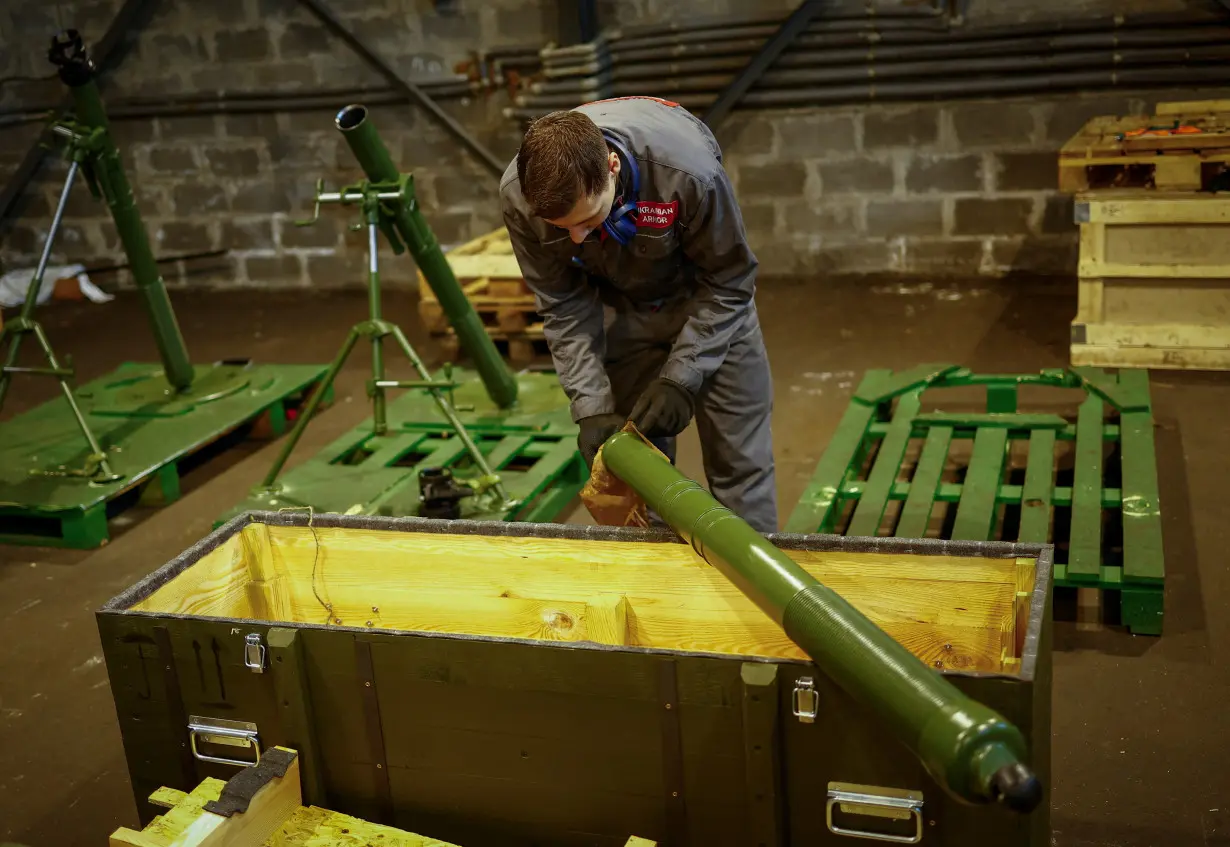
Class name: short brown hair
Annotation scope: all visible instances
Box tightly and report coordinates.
[516,111,609,219]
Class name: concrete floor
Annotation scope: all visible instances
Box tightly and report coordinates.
[0,278,1227,846]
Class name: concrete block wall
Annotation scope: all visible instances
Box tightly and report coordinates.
[2,0,1229,287]
[0,0,549,289]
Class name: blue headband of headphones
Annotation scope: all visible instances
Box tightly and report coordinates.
[601,130,640,246]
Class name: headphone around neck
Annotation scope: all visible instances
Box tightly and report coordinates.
[601,130,641,246]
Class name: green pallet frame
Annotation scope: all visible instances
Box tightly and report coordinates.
[0,361,331,549]
[784,364,1165,635]
[216,367,586,526]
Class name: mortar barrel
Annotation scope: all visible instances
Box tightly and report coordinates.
[601,431,1044,812]
[334,104,519,410]
[51,31,194,392]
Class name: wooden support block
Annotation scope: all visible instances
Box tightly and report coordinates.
[625,839,658,846]
[1076,587,1104,632]
[584,595,630,645]
[1152,156,1203,190]
[149,787,189,809]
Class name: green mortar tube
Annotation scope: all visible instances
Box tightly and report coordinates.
[333,104,519,410]
[601,431,1044,812]
[49,31,194,392]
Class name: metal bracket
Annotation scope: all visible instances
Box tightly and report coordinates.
[244,633,266,673]
[188,716,262,767]
[792,676,818,723]
[826,782,924,844]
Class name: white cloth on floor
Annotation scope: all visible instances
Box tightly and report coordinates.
[0,264,114,308]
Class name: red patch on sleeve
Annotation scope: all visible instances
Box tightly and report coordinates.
[635,200,678,229]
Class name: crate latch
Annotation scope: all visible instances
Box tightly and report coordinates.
[244,632,265,673]
[792,676,818,723]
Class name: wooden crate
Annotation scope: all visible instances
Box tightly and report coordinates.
[1071,190,1230,370]
[99,512,1053,847]
[110,745,656,846]
[1058,108,1230,193]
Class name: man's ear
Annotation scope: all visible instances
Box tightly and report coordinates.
[609,150,620,176]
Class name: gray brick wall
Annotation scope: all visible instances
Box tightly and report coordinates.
[2,0,1229,287]
[0,0,544,289]
[717,88,1230,278]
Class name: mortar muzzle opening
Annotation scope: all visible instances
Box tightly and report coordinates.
[336,104,368,131]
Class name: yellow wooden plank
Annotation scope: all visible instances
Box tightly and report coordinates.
[275,804,463,845]
[1079,261,1230,279]
[1155,99,1230,115]
[1070,341,1230,370]
[442,254,525,280]
[625,839,658,847]
[150,787,190,810]
[110,828,167,847]
[1076,322,1230,350]
[1075,279,1104,324]
[1079,192,1230,224]
[179,751,301,847]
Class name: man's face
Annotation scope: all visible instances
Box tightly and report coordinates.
[544,151,621,245]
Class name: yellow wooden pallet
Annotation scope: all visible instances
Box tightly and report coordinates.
[109,747,656,847]
[1059,106,1230,193]
[416,227,542,361]
[1071,190,1230,370]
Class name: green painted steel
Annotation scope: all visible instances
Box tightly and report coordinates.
[602,431,1042,812]
[334,103,518,410]
[785,369,886,533]
[1018,430,1057,544]
[0,362,329,548]
[1117,370,1164,585]
[53,33,193,391]
[785,365,1166,636]
[914,413,1069,430]
[217,369,583,526]
[846,392,921,536]
[1067,395,1104,581]
[951,428,1009,541]
[894,424,952,538]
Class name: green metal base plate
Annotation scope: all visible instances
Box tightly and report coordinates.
[785,365,1165,636]
[216,368,585,526]
[0,361,331,549]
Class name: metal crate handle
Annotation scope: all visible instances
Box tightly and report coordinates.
[826,782,924,844]
[188,716,261,768]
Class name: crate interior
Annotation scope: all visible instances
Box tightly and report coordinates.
[128,522,1034,675]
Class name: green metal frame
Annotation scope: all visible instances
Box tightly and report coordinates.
[0,362,331,548]
[216,366,585,526]
[784,365,1164,636]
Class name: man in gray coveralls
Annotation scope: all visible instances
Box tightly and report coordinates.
[499,95,777,533]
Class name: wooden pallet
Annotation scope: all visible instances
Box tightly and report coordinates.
[418,227,544,363]
[784,365,1165,636]
[110,746,657,847]
[1059,107,1230,193]
[436,320,549,365]
[1070,190,1230,370]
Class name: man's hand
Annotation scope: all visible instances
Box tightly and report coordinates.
[577,412,625,469]
[629,378,695,438]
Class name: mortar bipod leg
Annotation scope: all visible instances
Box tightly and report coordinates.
[0,160,81,411]
[388,324,514,508]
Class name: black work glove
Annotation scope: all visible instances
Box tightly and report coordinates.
[629,378,695,438]
[577,412,625,469]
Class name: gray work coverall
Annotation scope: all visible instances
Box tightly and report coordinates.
[499,96,777,532]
